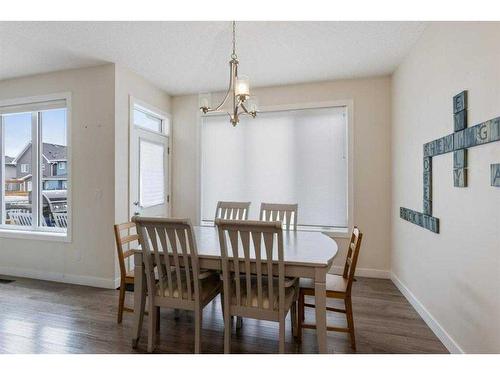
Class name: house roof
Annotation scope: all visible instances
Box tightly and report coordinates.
[43,143,67,161]
[11,142,67,164]
[5,156,15,165]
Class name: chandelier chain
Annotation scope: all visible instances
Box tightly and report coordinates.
[231,21,237,60]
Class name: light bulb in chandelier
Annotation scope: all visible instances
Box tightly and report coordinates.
[235,75,250,99]
[246,96,258,115]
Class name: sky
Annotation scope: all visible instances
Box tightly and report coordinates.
[3,108,67,158]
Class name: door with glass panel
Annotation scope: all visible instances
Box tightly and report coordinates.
[129,101,171,218]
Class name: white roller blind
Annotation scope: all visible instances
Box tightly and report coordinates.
[201,106,348,228]
[139,139,165,207]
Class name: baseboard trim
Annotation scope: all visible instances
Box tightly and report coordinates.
[0,266,115,289]
[391,273,464,354]
[330,266,390,279]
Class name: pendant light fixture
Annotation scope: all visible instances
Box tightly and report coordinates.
[200,21,258,126]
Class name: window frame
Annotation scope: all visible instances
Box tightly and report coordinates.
[133,103,169,136]
[198,99,354,238]
[0,92,72,242]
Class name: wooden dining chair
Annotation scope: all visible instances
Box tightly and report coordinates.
[215,201,251,221]
[114,222,140,324]
[297,226,363,350]
[133,216,222,353]
[260,203,298,231]
[215,219,299,353]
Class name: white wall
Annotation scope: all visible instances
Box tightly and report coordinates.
[0,64,171,288]
[0,65,117,287]
[392,22,500,353]
[114,65,171,284]
[172,77,392,276]
[114,65,171,226]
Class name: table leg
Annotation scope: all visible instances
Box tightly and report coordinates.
[314,267,328,354]
[132,252,146,348]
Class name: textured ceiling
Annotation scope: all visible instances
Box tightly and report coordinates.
[0,21,427,95]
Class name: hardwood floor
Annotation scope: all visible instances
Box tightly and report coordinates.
[0,275,448,354]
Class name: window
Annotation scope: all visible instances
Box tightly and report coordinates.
[134,105,166,133]
[201,106,348,230]
[0,97,69,236]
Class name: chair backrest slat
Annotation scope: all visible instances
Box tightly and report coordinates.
[263,231,275,307]
[259,203,298,231]
[342,226,363,294]
[240,231,252,307]
[216,219,284,312]
[114,222,140,279]
[146,225,165,296]
[166,228,185,299]
[133,217,200,302]
[251,231,264,308]
[157,228,174,297]
[228,229,241,306]
[215,201,250,221]
[177,228,193,300]
[119,234,139,245]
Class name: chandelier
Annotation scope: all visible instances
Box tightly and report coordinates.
[199,21,258,126]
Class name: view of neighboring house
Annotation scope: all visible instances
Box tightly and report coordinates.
[5,155,22,193]
[5,156,16,178]
[6,142,68,194]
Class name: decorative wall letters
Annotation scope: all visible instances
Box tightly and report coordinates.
[400,91,500,233]
[492,164,500,187]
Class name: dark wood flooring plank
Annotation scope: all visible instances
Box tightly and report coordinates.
[0,276,448,354]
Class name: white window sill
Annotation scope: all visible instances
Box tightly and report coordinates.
[0,228,70,243]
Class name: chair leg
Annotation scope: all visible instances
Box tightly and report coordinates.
[297,290,304,342]
[279,314,286,354]
[156,306,160,332]
[194,308,202,354]
[147,301,157,353]
[290,301,297,338]
[236,316,243,330]
[345,296,356,350]
[224,314,232,354]
[117,281,126,324]
[220,293,225,320]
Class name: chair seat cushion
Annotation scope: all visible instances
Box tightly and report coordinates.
[156,271,221,302]
[299,274,348,293]
[230,277,297,310]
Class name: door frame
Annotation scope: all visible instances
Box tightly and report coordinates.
[129,95,172,219]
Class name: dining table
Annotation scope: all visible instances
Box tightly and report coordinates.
[131,225,339,353]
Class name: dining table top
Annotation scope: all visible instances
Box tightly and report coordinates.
[134,225,339,268]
